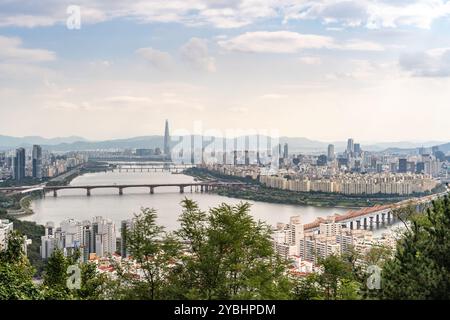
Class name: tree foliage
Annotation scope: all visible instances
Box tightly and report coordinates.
[0,231,41,300]
[113,207,180,300]
[381,195,450,299]
[173,199,292,300]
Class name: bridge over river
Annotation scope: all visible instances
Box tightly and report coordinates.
[0,181,245,197]
[303,189,449,232]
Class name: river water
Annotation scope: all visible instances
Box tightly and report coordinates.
[21,170,350,231]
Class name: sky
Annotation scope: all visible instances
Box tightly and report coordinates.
[0,0,450,142]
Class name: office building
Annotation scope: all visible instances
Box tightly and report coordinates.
[32,145,42,179]
[347,138,354,154]
[327,144,335,161]
[354,143,361,156]
[317,155,328,166]
[163,119,171,158]
[398,158,408,173]
[283,143,289,160]
[13,148,26,181]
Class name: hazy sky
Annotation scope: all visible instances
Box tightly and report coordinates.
[1,0,450,142]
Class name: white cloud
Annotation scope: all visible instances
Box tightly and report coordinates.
[1,0,450,30]
[299,56,322,65]
[218,31,335,53]
[0,0,279,29]
[0,35,56,62]
[341,39,384,51]
[218,31,383,53]
[0,15,57,28]
[283,0,450,30]
[399,48,450,77]
[260,93,288,99]
[180,38,216,72]
[104,96,153,104]
[136,47,173,70]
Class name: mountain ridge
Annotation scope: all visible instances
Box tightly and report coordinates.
[0,134,448,154]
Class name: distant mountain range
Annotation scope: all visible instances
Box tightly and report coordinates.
[0,134,448,154]
[0,135,87,149]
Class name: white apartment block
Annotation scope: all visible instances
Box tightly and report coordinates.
[260,173,437,196]
[40,217,116,260]
[0,219,13,252]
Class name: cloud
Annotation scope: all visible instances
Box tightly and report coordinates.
[260,93,288,99]
[1,0,450,30]
[217,31,383,53]
[283,0,450,30]
[104,96,153,104]
[218,31,335,53]
[136,47,173,70]
[0,35,56,62]
[284,1,368,27]
[180,38,216,72]
[298,56,322,65]
[0,0,279,29]
[399,48,450,77]
[0,15,57,28]
[341,39,384,51]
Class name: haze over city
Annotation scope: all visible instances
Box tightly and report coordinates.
[1,0,450,141]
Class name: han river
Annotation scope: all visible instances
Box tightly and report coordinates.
[20,169,351,231]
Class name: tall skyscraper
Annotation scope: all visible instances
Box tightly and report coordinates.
[163,119,170,157]
[13,148,26,181]
[347,138,354,154]
[327,144,335,161]
[354,143,361,156]
[32,145,42,179]
[283,143,289,159]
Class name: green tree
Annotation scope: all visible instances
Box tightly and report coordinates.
[116,207,181,300]
[0,231,41,300]
[41,249,72,299]
[175,199,292,300]
[381,195,450,299]
[75,262,108,300]
[293,254,361,300]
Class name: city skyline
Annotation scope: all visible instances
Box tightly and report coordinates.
[1,1,450,141]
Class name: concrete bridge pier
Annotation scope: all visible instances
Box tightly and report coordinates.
[350,221,354,230]
[356,220,361,229]
[376,214,380,227]
[387,211,392,223]
[381,213,386,224]
[87,188,91,196]
[53,189,58,197]
[150,187,154,194]
[119,188,123,196]
[363,218,367,229]
[369,216,374,229]
[179,186,184,194]
[200,185,204,193]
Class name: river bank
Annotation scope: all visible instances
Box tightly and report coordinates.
[183,167,416,208]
